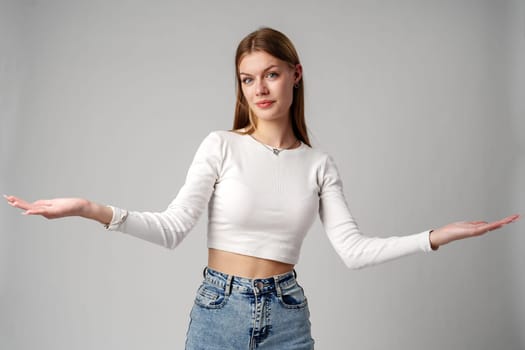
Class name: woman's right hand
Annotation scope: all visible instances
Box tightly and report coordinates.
[3,195,113,226]
[4,195,90,219]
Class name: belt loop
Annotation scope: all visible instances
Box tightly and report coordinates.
[274,275,282,298]
[202,266,208,278]
[293,269,297,279]
[225,274,233,296]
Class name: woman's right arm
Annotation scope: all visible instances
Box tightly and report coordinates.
[4,131,224,249]
[4,195,113,226]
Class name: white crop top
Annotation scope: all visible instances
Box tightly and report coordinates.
[106,130,433,269]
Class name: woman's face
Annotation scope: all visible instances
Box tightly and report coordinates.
[238,51,302,123]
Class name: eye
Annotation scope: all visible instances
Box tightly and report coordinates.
[241,77,253,84]
[266,72,278,79]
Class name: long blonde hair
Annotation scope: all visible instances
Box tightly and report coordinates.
[231,27,311,147]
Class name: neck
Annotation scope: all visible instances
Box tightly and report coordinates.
[252,118,297,149]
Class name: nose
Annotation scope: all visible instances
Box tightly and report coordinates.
[255,78,268,96]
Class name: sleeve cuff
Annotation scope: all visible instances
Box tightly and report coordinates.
[103,205,129,230]
[418,229,436,253]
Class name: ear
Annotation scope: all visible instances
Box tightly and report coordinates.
[294,64,303,84]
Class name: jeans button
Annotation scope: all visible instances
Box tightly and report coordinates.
[256,281,264,291]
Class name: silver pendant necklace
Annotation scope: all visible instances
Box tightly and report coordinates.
[249,135,300,156]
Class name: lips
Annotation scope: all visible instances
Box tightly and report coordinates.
[255,100,274,109]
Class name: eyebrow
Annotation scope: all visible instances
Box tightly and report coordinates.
[239,64,279,76]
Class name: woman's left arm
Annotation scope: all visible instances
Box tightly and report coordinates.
[318,154,521,269]
[428,214,520,250]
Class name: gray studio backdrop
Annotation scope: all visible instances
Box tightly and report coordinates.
[1,0,524,349]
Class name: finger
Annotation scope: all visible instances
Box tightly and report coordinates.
[490,216,518,226]
[33,200,52,207]
[469,222,490,229]
[23,207,50,216]
[4,194,17,204]
[4,194,24,202]
[485,224,504,231]
[477,222,507,234]
[470,226,493,236]
[502,214,520,223]
[7,196,53,209]
[8,198,33,210]
[24,209,59,220]
[472,215,519,231]
[470,221,488,225]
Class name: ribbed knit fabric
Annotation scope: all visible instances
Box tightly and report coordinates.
[107,130,432,269]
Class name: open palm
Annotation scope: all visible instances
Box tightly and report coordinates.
[431,214,520,248]
[4,195,88,219]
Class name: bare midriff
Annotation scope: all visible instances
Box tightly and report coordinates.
[207,248,294,279]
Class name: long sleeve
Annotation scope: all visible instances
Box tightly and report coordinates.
[318,155,432,270]
[105,131,223,249]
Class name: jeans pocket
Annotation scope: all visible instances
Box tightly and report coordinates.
[278,282,308,309]
[194,282,229,309]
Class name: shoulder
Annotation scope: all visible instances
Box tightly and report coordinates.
[300,143,334,166]
[195,130,243,155]
[301,146,343,183]
[198,130,231,145]
[205,129,241,142]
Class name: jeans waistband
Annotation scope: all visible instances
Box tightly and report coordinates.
[202,266,298,296]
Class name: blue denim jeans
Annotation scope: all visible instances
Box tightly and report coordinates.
[185,267,315,349]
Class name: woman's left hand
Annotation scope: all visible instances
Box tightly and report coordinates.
[429,214,520,250]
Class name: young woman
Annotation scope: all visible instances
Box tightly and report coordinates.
[4,27,519,349]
